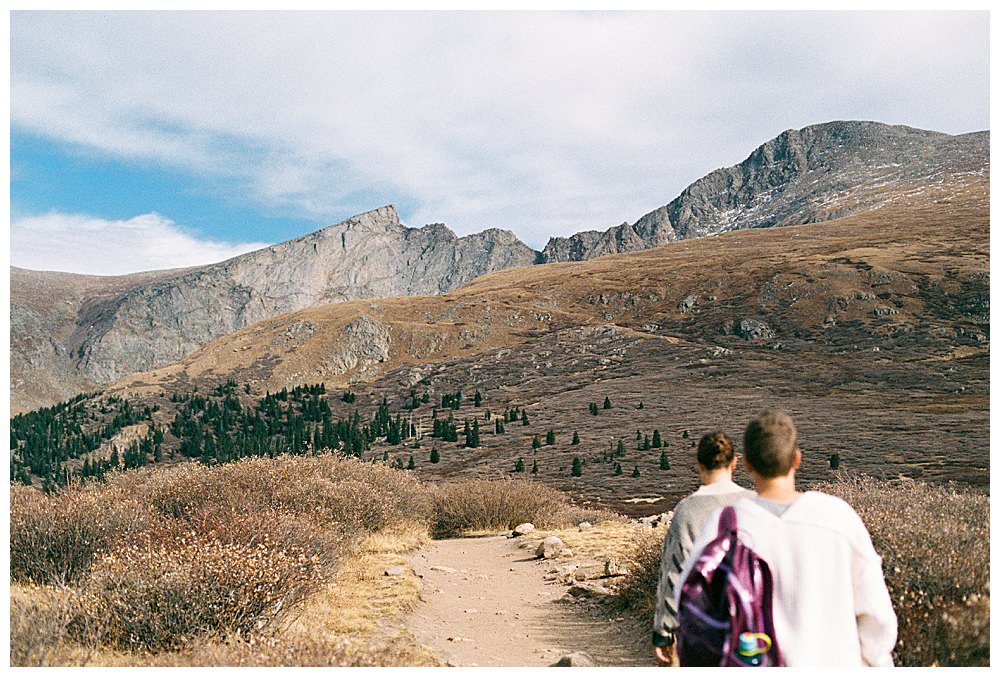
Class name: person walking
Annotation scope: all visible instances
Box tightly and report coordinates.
[676,410,897,666]
[652,431,754,665]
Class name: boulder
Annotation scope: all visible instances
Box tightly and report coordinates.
[512,523,535,536]
[551,652,597,667]
[734,318,776,341]
[577,521,593,531]
[536,536,565,559]
[384,565,407,577]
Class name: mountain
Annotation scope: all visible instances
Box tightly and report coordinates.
[9,121,989,412]
[10,207,536,412]
[540,121,988,261]
[110,176,989,503]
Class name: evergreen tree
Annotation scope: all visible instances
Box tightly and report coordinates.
[514,457,525,472]
[407,455,416,470]
[614,462,623,476]
[636,429,642,443]
[830,453,841,470]
[545,430,555,445]
[616,440,626,456]
[682,429,690,439]
[532,434,541,449]
[571,431,580,445]
[642,435,651,451]
[589,402,599,416]
[659,450,671,470]
[531,459,538,474]
[521,410,529,426]
[463,419,472,446]
[603,396,612,409]
[638,401,644,409]
[571,456,583,477]
[652,429,662,448]
[632,465,641,478]
[474,391,483,407]
[470,419,481,448]
[430,447,440,464]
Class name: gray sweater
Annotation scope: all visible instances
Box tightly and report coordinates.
[652,480,754,645]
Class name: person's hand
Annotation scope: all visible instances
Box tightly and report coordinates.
[654,643,677,666]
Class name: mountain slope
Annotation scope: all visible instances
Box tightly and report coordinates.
[540,122,988,261]
[10,121,989,412]
[10,207,536,412]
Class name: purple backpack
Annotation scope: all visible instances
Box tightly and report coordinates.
[676,506,784,667]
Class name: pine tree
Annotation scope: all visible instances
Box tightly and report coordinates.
[632,465,641,478]
[616,440,626,456]
[830,453,841,470]
[636,429,642,443]
[521,410,529,426]
[589,402,599,416]
[571,456,583,477]
[531,459,538,474]
[532,434,541,449]
[638,401,644,409]
[643,435,651,451]
[652,430,662,448]
[407,455,416,470]
[474,391,483,407]
[463,419,473,447]
[514,457,525,472]
[571,431,580,445]
[659,450,670,470]
[682,429,690,439]
[545,430,555,445]
[430,447,440,464]
[603,396,612,409]
[614,462,622,476]
[470,419,481,448]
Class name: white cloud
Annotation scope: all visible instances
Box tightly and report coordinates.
[10,212,269,276]
[9,11,990,247]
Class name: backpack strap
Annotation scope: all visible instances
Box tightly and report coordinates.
[717,505,738,534]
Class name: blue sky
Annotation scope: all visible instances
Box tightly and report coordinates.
[8,10,990,275]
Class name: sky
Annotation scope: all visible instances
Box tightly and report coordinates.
[7,10,991,276]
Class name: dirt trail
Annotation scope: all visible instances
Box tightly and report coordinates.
[405,534,651,667]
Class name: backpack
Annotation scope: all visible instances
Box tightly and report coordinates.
[676,506,784,667]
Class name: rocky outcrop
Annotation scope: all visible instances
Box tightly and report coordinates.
[541,122,989,261]
[62,206,536,385]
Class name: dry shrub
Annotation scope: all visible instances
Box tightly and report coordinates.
[816,475,989,667]
[115,454,433,534]
[76,531,324,653]
[9,482,155,585]
[612,526,669,617]
[10,585,87,666]
[430,478,572,536]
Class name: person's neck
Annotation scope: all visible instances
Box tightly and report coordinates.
[753,473,801,503]
[699,469,733,486]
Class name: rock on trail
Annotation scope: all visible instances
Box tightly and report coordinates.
[405,534,650,667]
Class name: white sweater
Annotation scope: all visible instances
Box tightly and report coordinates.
[676,491,898,667]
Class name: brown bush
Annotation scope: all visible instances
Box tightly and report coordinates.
[75,531,324,653]
[9,483,155,585]
[612,527,668,617]
[816,475,989,667]
[114,454,433,534]
[430,478,578,536]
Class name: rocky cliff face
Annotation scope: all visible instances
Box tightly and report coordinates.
[10,207,536,408]
[540,121,989,261]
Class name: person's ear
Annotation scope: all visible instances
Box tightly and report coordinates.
[730,456,739,471]
[793,448,802,469]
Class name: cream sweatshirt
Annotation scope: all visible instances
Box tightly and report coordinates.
[676,491,898,667]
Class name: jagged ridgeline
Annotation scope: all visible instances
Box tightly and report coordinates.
[10,121,988,414]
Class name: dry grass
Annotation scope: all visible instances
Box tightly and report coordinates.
[429,477,615,537]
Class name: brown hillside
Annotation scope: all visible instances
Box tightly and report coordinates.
[111,177,989,512]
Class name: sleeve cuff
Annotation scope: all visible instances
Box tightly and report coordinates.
[652,630,675,647]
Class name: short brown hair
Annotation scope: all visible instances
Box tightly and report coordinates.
[743,410,798,478]
[697,431,735,470]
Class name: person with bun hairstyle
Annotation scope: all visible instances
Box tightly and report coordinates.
[652,431,754,665]
[676,410,897,666]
